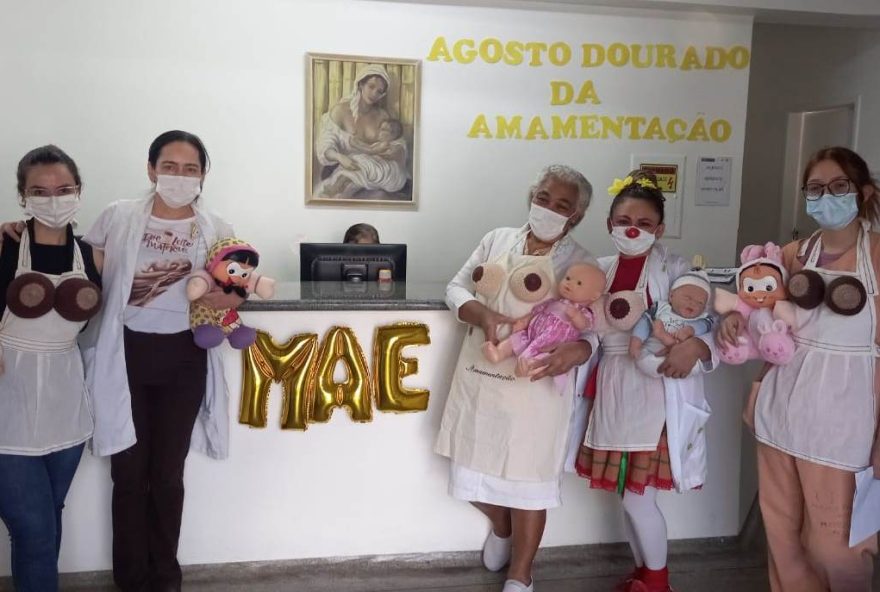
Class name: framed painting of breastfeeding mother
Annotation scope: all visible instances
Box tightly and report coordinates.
[306,53,421,207]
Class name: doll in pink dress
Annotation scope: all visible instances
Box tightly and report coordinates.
[714,242,795,365]
[482,262,606,379]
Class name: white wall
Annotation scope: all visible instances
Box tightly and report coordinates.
[0,0,751,278]
[738,23,880,251]
[0,0,757,576]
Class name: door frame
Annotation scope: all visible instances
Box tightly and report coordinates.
[777,96,861,245]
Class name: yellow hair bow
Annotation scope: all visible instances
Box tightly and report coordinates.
[607,176,633,196]
[607,175,658,196]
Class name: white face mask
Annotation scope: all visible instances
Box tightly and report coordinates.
[155,174,201,208]
[610,225,657,256]
[528,204,570,242]
[24,194,80,229]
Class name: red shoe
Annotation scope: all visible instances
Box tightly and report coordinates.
[613,566,645,592]
[628,567,673,592]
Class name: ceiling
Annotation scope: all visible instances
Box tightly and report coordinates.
[373,0,880,27]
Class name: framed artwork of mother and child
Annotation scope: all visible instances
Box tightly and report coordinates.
[306,53,420,207]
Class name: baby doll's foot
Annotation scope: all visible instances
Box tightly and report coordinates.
[514,357,532,378]
[193,325,225,349]
[228,325,258,349]
[482,341,502,363]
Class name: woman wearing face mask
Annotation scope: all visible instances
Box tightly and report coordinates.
[575,170,716,592]
[0,146,101,591]
[717,147,880,591]
[82,130,231,592]
[436,165,599,592]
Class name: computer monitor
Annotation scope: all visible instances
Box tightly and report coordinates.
[299,243,407,282]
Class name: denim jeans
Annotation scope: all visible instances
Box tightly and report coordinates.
[0,443,85,592]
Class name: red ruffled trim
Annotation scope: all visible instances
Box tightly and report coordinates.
[574,454,675,495]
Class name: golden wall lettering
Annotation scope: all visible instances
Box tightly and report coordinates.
[468,113,733,143]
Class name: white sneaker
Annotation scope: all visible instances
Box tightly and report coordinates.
[502,579,534,592]
[481,529,511,571]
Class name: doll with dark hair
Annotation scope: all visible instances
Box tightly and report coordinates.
[186,238,275,349]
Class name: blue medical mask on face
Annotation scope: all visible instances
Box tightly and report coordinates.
[806,192,859,230]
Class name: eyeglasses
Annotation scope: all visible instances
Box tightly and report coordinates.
[801,178,854,201]
[24,185,80,198]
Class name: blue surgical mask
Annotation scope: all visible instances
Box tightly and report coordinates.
[806,192,859,230]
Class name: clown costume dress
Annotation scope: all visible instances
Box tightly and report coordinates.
[575,241,718,591]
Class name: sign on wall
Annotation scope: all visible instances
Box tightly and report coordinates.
[631,154,687,238]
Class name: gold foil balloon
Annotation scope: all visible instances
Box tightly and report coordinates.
[309,326,374,423]
[239,331,318,430]
[374,323,431,412]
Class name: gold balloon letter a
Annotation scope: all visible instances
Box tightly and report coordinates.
[309,326,374,423]
[240,331,318,430]
[374,323,431,412]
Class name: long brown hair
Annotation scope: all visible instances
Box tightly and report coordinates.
[802,147,880,223]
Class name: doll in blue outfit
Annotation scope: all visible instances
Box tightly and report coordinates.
[628,268,714,377]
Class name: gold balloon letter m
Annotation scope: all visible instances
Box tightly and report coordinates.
[239,331,318,430]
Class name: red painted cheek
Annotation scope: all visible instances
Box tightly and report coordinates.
[625,227,640,239]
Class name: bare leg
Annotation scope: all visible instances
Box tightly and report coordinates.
[507,508,546,586]
[482,338,515,364]
[470,501,512,537]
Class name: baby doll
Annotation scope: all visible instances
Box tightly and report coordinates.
[349,119,404,156]
[629,269,713,377]
[481,262,605,380]
[714,242,794,365]
[186,238,276,349]
[320,119,407,199]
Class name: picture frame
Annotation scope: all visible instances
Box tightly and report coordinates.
[305,53,421,207]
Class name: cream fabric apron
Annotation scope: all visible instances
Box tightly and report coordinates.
[0,229,93,455]
[756,223,878,471]
[585,256,666,451]
[435,251,573,482]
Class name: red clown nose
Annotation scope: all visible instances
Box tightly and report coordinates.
[625,227,640,239]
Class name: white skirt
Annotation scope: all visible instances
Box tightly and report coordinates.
[449,462,562,510]
[447,395,591,511]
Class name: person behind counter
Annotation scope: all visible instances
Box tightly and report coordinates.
[343,223,380,244]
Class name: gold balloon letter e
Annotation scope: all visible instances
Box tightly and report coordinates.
[374,323,431,412]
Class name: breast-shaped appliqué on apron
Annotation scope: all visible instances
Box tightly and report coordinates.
[435,251,574,482]
[584,255,666,452]
[0,229,94,453]
[756,222,878,471]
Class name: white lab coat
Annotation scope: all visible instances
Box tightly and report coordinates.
[80,196,233,459]
[597,243,718,492]
[445,225,600,473]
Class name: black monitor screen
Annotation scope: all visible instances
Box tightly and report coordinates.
[299,243,407,282]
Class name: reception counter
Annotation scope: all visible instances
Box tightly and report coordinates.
[1,281,756,576]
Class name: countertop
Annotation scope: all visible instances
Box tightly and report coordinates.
[239,281,450,312]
